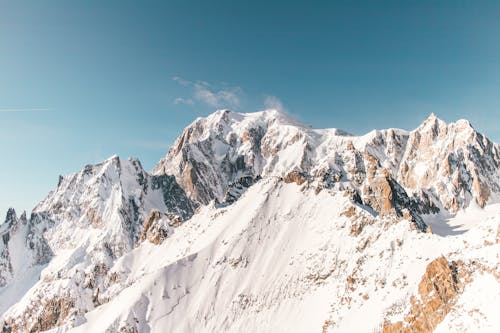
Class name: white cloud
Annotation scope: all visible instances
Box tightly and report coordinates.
[174,97,195,105]
[173,77,242,109]
[193,82,241,108]
[264,96,286,113]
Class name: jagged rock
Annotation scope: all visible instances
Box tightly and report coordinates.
[383,256,464,333]
[139,210,175,245]
[223,175,261,204]
[2,296,76,333]
[282,170,307,185]
[0,209,53,288]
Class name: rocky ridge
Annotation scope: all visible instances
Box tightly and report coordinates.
[154,110,499,227]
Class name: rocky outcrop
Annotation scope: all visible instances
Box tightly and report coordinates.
[2,296,76,333]
[383,256,465,333]
[223,175,261,204]
[282,170,308,186]
[139,210,177,245]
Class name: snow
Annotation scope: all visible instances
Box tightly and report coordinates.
[0,265,45,314]
[63,179,499,332]
[435,273,500,333]
[424,202,500,236]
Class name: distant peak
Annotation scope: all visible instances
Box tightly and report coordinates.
[201,109,303,128]
[4,208,17,226]
[454,118,474,130]
[213,109,233,117]
[417,113,447,131]
[417,114,478,134]
[19,211,27,221]
[5,208,16,221]
[101,154,121,166]
[425,112,443,123]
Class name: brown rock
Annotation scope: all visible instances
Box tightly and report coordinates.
[383,256,463,333]
[472,171,490,207]
[363,171,395,216]
[3,296,76,333]
[282,171,307,185]
[139,210,171,245]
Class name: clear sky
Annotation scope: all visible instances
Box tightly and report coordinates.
[1,0,499,218]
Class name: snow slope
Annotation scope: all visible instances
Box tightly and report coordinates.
[67,180,499,332]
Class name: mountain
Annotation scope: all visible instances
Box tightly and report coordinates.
[154,110,499,226]
[0,110,499,333]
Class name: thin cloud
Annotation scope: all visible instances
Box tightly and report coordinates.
[173,77,242,109]
[264,96,286,113]
[172,76,192,86]
[174,97,195,105]
[193,82,241,108]
[0,108,51,113]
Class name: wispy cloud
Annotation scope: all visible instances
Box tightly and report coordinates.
[172,76,192,87]
[264,96,286,113]
[174,97,195,105]
[173,77,242,109]
[193,81,241,108]
[0,107,51,113]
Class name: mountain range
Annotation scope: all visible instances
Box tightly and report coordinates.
[0,110,499,332]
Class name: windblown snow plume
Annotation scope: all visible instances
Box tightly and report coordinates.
[1,110,499,332]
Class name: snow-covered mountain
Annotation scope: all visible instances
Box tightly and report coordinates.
[154,110,499,227]
[0,110,499,332]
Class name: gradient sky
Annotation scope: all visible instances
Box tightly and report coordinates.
[1,0,499,218]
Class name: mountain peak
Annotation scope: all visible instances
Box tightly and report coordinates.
[3,208,17,227]
[418,112,447,131]
[204,109,301,127]
[427,112,438,121]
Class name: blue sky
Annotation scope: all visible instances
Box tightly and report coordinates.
[0,0,499,217]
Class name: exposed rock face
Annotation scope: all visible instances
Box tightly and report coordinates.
[383,256,464,333]
[139,210,178,245]
[2,296,76,333]
[153,110,270,205]
[282,170,308,185]
[223,175,261,204]
[397,114,500,212]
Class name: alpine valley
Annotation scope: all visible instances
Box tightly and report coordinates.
[0,110,499,333]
